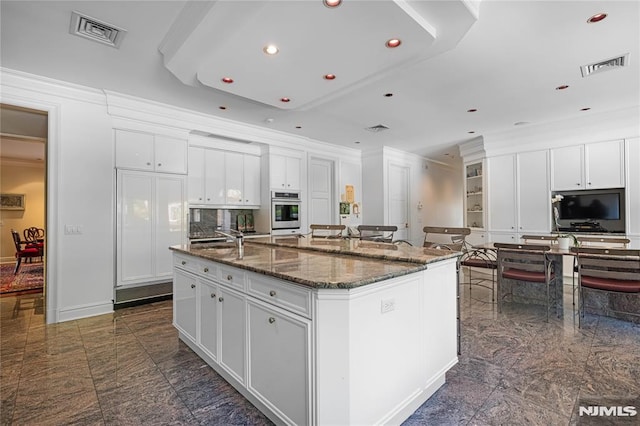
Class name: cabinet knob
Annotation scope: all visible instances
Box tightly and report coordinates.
[207,198,210,201]
[219,297,224,302]
[269,290,276,297]
[181,261,186,265]
[227,274,233,281]
[511,226,514,229]
[190,284,196,289]
[211,293,216,298]
[146,162,151,166]
[577,183,581,186]
[157,163,162,167]
[245,200,249,202]
[199,198,202,201]
[268,317,276,324]
[588,182,592,185]
[204,267,209,273]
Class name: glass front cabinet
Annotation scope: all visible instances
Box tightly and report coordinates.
[464,161,485,230]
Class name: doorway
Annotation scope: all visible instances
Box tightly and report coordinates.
[0,104,47,313]
[388,163,409,241]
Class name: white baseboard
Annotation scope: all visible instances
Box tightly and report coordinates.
[57,301,113,322]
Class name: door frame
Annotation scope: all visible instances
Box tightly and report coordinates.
[2,97,60,323]
[308,156,337,224]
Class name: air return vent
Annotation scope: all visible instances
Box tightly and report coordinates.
[581,54,629,77]
[69,11,127,48]
[365,124,390,133]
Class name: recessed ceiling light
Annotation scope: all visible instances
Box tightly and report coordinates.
[263,45,279,55]
[384,93,393,97]
[354,141,361,144]
[385,39,401,48]
[221,77,234,84]
[280,97,290,103]
[468,131,475,134]
[555,85,569,90]
[295,126,302,129]
[265,118,275,124]
[581,107,591,111]
[588,13,607,23]
[323,74,336,80]
[323,0,342,8]
[514,121,530,126]
[467,108,477,112]
[219,106,227,110]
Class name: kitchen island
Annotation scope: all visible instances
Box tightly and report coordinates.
[170,238,460,426]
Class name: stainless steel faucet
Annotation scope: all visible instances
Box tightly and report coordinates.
[215,228,244,253]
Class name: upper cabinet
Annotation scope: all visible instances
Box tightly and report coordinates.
[551,140,624,190]
[188,146,261,208]
[627,138,640,236]
[271,154,301,191]
[115,129,187,174]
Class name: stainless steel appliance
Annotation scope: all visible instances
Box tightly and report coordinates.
[271,191,301,231]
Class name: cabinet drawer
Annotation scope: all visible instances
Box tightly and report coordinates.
[174,254,200,274]
[247,273,312,318]
[219,265,246,291]
[198,260,218,280]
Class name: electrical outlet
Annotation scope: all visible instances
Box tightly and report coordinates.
[381,298,395,313]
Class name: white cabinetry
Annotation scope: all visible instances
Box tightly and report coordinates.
[199,279,218,360]
[116,170,185,287]
[247,299,310,426]
[115,129,187,174]
[551,140,624,190]
[188,147,261,207]
[487,150,550,238]
[173,268,197,342]
[218,285,246,384]
[270,154,301,191]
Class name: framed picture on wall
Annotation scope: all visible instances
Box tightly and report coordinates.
[0,194,25,210]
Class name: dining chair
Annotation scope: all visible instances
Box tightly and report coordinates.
[309,224,345,238]
[521,235,558,244]
[357,225,397,243]
[573,247,640,327]
[23,227,45,259]
[495,243,554,321]
[11,229,41,274]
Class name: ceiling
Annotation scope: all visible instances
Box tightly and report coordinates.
[1,0,638,163]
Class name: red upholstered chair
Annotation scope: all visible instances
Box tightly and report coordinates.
[11,229,41,274]
[495,243,553,321]
[23,227,44,259]
[574,247,640,327]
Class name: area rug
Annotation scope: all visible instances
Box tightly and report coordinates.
[0,263,44,295]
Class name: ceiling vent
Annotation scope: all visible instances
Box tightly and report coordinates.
[581,54,629,77]
[365,124,390,133]
[69,11,127,48]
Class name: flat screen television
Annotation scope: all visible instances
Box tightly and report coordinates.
[554,188,626,233]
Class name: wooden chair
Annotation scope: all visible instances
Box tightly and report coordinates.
[310,224,345,238]
[11,229,41,274]
[23,227,44,258]
[495,243,554,321]
[572,247,640,326]
[422,226,470,251]
[357,225,397,243]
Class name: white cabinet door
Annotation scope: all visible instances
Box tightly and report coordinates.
[218,286,246,384]
[517,150,550,233]
[466,230,486,246]
[285,156,301,190]
[115,130,154,171]
[173,268,197,342]
[154,175,185,278]
[204,149,226,205]
[270,155,287,189]
[199,279,218,361]
[271,154,301,190]
[154,135,187,174]
[627,138,640,235]
[118,171,154,283]
[188,147,205,204]
[225,151,244,205]
[489,232,517,243]
[247,300,310,426]
[585,140,625,189]
[551,145,584,190]
[488,155,516,232]
[243,154,261,206]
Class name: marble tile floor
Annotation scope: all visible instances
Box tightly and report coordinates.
[1,276,638,425]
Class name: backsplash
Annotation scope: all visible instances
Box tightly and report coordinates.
[189,208,255,238]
